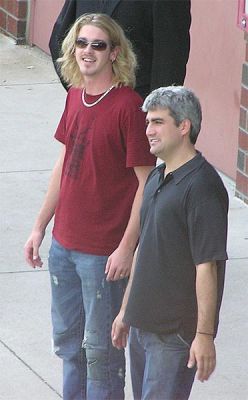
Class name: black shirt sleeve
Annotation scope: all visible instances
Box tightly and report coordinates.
[187,193,228,266]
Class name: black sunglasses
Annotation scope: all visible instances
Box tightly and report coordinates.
[75,38,109,51]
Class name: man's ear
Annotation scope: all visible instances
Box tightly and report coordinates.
[110,46,120,63]
[180,119,191,137]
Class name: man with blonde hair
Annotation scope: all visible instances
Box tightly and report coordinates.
[49,0,191,98]
[25,14,155,400]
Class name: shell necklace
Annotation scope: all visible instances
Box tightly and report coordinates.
[82,85,115,107]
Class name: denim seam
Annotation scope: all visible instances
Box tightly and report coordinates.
[78,300,86,398]
[106,281,113,397]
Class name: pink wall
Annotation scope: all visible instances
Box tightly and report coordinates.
[185,0,244,179]
[29,0,64,54]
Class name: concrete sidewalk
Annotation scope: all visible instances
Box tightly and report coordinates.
[0,33,248,399]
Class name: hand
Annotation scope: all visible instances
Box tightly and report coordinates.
[111,310,129,349]
[187,334,216,382]
[105,246,133,281]
[24,229,45,268]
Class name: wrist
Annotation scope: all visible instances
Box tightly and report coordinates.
[196,331,214,337]
[118,232,139,253]
[118,241,136,254]
[119,306,126,316]
[32,225,46,234]
[33,218,48,232]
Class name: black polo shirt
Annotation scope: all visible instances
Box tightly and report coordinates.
[124,152,228,338]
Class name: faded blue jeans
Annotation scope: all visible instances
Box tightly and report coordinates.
[129,327,196,400]
[48,238,126,400]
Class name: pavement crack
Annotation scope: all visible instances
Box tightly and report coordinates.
[0,169,52,174]
[0,339,62,398]
[0,270,48,274]
[0,82,60,87]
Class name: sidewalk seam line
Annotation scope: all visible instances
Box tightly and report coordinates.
[0,169,52,174]
[0,270,49,274]
[0,339,62,398]
[0,82,60,87]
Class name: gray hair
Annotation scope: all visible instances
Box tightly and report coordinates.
[142,86,202,144]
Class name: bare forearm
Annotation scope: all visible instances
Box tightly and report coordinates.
[33,176,60,231]
[187,262,218,381]
[33,146,65,232]
[119,166,153,252]
[120,247,138,311]
[105,166,153,281]
[196,261,217,334]
[24,146,65,267]
[119,185,143,252]
[111,247,138,349]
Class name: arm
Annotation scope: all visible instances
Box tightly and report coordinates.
[111,246,139,349]
[24,146,65,268]
[188,261,217,382]
[105,165,153,281]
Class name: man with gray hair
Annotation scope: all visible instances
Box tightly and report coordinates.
[112,86,228,400]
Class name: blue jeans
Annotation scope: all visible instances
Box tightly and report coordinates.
[48,238,126,400]
[129,327,196,400]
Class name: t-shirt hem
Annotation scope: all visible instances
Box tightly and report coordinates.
[52,232,114,256]
[194,254,228,265]
[123,316,193,336]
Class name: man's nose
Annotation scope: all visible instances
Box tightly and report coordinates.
[84,43,93,51]
[146,124,155,136]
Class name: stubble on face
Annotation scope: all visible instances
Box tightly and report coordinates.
[146,109,183,161]
[75,25,114,80]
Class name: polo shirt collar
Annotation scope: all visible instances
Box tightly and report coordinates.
[157,151,205,185]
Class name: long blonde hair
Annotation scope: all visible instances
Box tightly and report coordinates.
[57,13,137,88]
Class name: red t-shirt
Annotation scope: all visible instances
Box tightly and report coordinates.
[53,86,155,255]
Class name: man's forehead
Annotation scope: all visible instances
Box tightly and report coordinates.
[146,107,169,120]
[78,24,108,39]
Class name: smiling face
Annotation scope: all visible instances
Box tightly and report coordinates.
[75,24,118,82]
[145,108,185,160]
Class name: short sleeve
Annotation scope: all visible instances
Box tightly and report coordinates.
[187,195,228,265]
[54,89,72,144]
[120,92,156,167]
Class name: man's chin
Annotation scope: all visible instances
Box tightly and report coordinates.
[150,147,159,157]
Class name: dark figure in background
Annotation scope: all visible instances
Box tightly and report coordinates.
[49,0,191,98]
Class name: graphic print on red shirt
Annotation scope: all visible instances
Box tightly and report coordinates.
[53,86,156,255]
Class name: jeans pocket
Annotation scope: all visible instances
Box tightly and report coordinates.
[176,333,191,349]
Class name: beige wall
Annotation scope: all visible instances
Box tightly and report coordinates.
[185,0,244,179]
[29,0,64,53]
